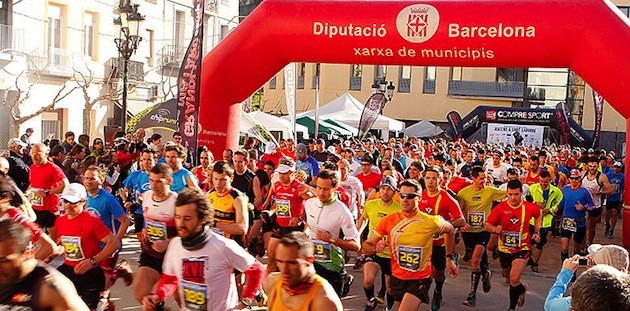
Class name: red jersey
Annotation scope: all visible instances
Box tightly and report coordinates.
[56,211,111,267]
[419,189,464,246]
[273,180,306,227]
[487,201,541,253]
[336,186,351,210]
[29,162,66,212]
[261,152,283,168]
[524,170,541,185]
[4,208,43,242]
[447,177,472,195]
[357,172,382,192]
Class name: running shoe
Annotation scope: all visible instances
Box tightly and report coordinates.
[517,283,528,307]
[482,269,492,293]
[341,274,354,297]
[114,259,134,287]
[364,298,378,311]
[531,263,539,273]
[605,223,611,237]
[431,292,443,311]
[374,292,385,304]
[463,293,476,307]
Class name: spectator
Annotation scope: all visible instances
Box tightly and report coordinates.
[6,138,30,192]
[91,138,105,158]
[572,265,630,311]
[20,127,33,146]
[62,145,86,183]
[78,134,90,150]
[61,131,76,153]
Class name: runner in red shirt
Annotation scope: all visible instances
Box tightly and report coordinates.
[264,158,311,274]
[28,143,69,240]
[419,166,466,310]
[357,155,382,193]
[55,183,120,309]
[486,179,541,311]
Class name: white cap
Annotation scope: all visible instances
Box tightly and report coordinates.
[60,183,87,203]
[614,161,623,167]
[275,163,295,174]
[265,142,277,154]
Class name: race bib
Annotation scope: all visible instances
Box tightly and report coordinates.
[312,239,332,262]
[562,218,577,232]
[60,236,84,261]
[182,280,207,311]
[468,211,486,228]
[612,184,620,194]
[397,246,422,272]
[276,199,291,218]
[28,188,44,206]
[502,231,521,248]
[145,219,168,241]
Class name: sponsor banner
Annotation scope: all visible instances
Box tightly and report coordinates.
[284,63,297,139]
[482,107,554,124]
[243,113,278,146]
[555,103,572,145]
[358,93,387,139]
[446,110,463,139]
[487,123,544,148]
[592,90,604,148]
[177,0,204,165]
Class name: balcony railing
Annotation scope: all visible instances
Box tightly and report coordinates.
[0,24,26,53]
[28,47,90,76]
[104,57,145,82]
[158,44,186,68]
[448,80,524,98]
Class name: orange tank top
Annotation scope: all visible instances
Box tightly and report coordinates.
[268,274,325,311]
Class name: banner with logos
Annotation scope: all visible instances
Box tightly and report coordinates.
[358,93,387,140]
[242,112,278,145]
[446,110,463,140]
[555,102,572,145]
[284,63,297,140]
[487,123,544,147]
[592,90,604,148]
[177,0,204,165]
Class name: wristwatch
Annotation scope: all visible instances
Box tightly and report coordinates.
[329,236,338,244]
[241,297,254,308]
[44,189,50,196]
[89,257,97,267]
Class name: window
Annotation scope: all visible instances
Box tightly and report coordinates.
[220,25,229,41]
[83,12,97,59]
[349,64,362,90]
[174,10,185,47]
[496,68,525,82]
[297,63,305,89]
[312,63,321,89]
[526,68,569,108]
[398,66,411,93]
[269,76,277,89]
[450,67,463,81]
[146,29,154,66]
[47,3,64,66]
[374,65,387,82]
[423,66,436,94]
[618,6,629,17]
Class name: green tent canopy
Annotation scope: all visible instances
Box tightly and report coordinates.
[296,116,338,135]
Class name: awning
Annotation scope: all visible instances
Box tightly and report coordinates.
[296,116,340,135]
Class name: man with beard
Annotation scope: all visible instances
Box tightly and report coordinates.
[142,188,265,310]
[0,220,89,310]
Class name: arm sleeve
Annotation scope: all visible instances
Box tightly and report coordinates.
[446,195,464,219]
[155,274,179,301]
[486,208,501,226]
[92,215,112,240]
[544,268,573,311]
[310,158,320,175]
[242,260,265,300]
[340,209,360,241]
[108,196,126,219]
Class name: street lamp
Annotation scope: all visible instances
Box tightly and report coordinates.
[114,3,144,132]
[371,79,395,102]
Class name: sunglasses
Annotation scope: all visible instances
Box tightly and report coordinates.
[399,193,419,199]
[569,177,580,180]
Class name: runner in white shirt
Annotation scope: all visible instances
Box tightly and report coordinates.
[499,168,531,201]
[142,188,265,310]
[485,150,511,187]
[304,170,360,297]
[337,159,365,219]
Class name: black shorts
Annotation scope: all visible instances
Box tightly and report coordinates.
[498,250,530,269]
[271,223,305,239]
[34,209,57,229]
[431,245,446,271]
[560,226,586,244]
[462,231,491,249]
[314,262,346,296]
[57,264,105,309]
[262,219,274,234]
[607,201,622,211]
[529,226,549,249]
[133,213,145,233]
[389,276,431,303]
[365,255,392,276]
[139,252,164,274]
[588,207,603,218]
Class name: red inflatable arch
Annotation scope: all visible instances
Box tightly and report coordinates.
[199,0,630,228]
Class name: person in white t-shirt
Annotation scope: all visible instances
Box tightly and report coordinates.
[337,159,365,220]
[499,168,531,201]
[485,150,511,187]
[142,188,266,310]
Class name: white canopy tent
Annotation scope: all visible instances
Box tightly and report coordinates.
[248,111,309,139]
[403,120,444,138]
[297,92,405,132]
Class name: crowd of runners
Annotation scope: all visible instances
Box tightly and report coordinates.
[0,128,627,311]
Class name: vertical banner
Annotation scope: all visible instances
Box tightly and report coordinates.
[555,102,572,145]
[446,110,463,140]
[177,0,204,165]
[358,93,387,140]
[592,90,604,148]
[283,63,296,140]
[243,113,279,146]
[314,78,320,138]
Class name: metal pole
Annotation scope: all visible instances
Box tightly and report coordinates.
[122,57,128,132]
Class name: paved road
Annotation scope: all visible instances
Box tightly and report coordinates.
[79,235,562,311]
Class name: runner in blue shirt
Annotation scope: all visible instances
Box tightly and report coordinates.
[295,143,320,185]
[84,165,130,290]
[122,150,155,235]
[164,143,199,193]
[555,169,594,264]
[605,161,625,238]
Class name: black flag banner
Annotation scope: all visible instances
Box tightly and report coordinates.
[177,0,204,165]
[446,110,463,140]
[358,93,387,140]
[555,102,572,145]
[592,90,604,148]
